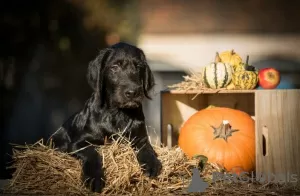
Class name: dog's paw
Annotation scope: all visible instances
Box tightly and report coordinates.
[137,150,162,177]
[144,157,162,178]
[82,161,105,193]
[86,170,105,193]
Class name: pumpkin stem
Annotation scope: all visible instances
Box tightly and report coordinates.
[211,120,239,142]
[229,49,234,64]
[206,105,216,109]
[215,52,221,63]
[244,55,256,72]
[246,55,249,66]
[231,49,235,55]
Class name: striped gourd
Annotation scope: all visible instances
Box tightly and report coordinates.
[203,53,233,89]
[232,55,259,90]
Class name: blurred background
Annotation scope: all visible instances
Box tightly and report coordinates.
[1,0,300,180]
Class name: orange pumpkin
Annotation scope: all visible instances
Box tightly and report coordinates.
[178,107,255,173]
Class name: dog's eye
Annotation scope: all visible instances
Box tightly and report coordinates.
[110,64,120,71]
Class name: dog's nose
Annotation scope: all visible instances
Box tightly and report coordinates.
[125,90,137,99]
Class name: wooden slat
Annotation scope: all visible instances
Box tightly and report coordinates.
[255,89,300,184]
[163,89,257,94]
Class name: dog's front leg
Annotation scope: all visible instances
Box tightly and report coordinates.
[69,138,105,193]
[130,128,162,177]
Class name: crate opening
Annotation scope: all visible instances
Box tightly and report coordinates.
[161,92,255,147]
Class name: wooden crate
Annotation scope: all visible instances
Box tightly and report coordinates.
[161,89,300,183]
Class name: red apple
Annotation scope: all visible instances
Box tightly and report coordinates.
[258,68,281,89]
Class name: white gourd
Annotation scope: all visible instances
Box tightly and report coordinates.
[202,53,233,89]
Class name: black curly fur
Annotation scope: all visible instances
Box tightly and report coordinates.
[50,42,162,193]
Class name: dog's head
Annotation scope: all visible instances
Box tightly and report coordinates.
[87,42,155,109]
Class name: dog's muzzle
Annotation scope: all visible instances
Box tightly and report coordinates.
[125,89,138,99]
[122,89,143,108]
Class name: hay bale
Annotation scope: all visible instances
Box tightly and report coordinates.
[2,135,201,196]
[2,134,300,196]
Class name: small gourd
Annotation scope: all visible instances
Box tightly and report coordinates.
[202,53,233,89]
[219,50,243,72]
[232,55,259,90]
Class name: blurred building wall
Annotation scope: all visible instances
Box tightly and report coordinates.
[139,0,300,34]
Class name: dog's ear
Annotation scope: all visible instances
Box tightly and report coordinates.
[140,50,155,99]
[87,48,112,92]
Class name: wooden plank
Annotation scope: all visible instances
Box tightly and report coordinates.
[163,89,256,94]
[255,89,300,184]
[205,93,255,116]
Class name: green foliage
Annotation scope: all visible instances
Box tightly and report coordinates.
[193,155,208,172]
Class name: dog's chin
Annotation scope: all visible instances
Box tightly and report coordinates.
[119,101,140,109]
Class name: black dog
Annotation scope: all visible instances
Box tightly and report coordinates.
[49,42,162,192]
